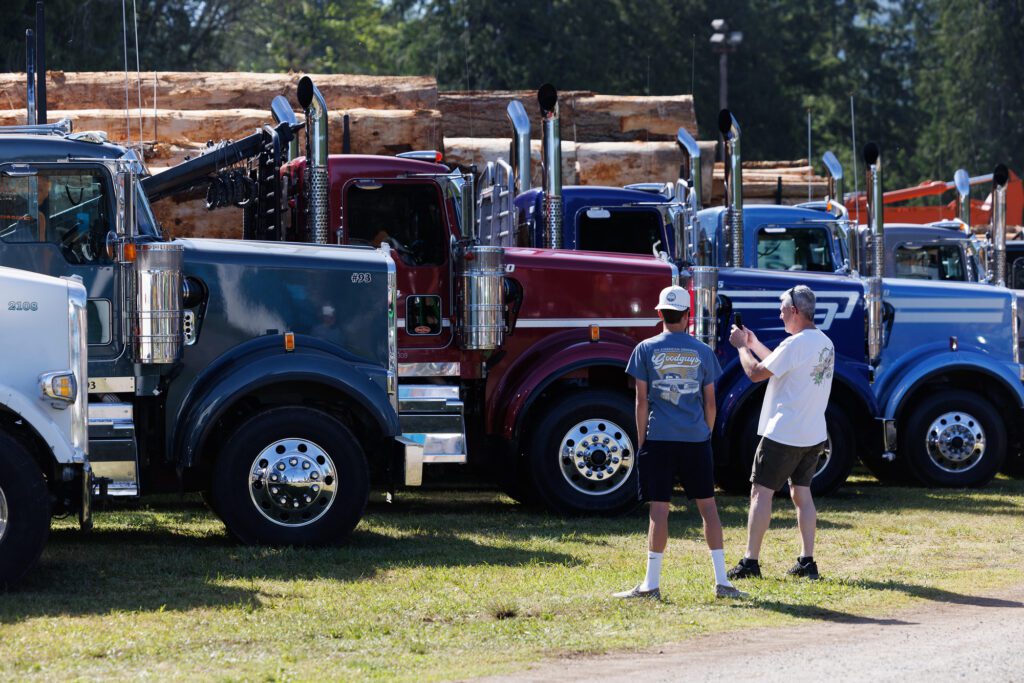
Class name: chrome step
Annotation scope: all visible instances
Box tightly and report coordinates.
[398,384,468,485]
[88,402,140,497]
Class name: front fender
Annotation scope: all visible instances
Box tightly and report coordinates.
[0,383,80,465]
[172,336,398,468]
[490,332,635,440]
[879,350,1024,419]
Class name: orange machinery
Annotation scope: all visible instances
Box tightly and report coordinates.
[845,169,1024,227]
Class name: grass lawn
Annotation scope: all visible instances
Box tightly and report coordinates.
[2,474,1022,681]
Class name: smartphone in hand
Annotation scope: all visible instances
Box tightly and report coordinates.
[734,312,744,329]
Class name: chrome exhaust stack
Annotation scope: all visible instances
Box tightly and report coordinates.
[25,29,36,125]
[954,169,971,227]
[675,127,703,263]
[297,76,330,244]
[676,127,716,349]
[718,110,743,267]
[822,151,858,275]
[271,95,300,162]
[538,84,563,249]
[863,142,884,368]
[993,164,1009,287]
[507,100,531,197]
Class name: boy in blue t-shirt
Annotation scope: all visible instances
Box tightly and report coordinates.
[613,285,746,600]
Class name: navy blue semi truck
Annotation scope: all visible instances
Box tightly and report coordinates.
[0,79,408,546]
[477,89,1024,491]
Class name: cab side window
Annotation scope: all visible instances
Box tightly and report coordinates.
[757,226,834,272]
[346,182,446,267]
[1011,257,1024,289]
[894,244,964,281]
[0,169,111,264]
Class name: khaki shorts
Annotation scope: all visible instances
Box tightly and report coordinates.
[750,437,827,490]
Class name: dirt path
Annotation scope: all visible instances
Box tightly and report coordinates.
[473,585,1024,682]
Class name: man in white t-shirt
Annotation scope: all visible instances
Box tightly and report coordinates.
[725,285,835,581]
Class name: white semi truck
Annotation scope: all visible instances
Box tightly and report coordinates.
[0,266,90,589]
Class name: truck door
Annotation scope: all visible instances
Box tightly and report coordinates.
[0,164,124,364]
[343,179,453,350]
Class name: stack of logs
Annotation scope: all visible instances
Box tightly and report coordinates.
[0,71,825,239]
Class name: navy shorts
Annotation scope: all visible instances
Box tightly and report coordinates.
[637,439,716,502]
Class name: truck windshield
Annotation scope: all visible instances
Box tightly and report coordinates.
[893,244,965,280]
[577,208,662,255]
[346,182,446,266]
[757,226,834,272]
[0,168,112,264]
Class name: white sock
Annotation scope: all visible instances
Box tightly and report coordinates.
[710,549,732,587]
[640,551,663,590]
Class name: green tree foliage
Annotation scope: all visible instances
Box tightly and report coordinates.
[223,0,399,74]
[915,0,1024,183]
[0,1,247,73]
[2,1,1021,187]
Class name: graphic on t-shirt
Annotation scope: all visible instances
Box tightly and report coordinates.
[811,346,834,386]
[650,349,701,405]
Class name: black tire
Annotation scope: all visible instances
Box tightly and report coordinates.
[211,407,370,545]
[525,390,640,515]
[0,433,51,590]
[899,390,1006,488]
[718,402,854,496]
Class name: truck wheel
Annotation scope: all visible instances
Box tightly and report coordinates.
[526,390,640,515]
[0,433,52,590]
[719,404,853,496]
[899,390,1005,487]
[212,407,369,545]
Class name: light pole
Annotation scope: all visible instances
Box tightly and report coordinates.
[709,19,743,113]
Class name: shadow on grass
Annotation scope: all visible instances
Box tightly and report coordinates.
[853,579,1024,609]
[0,523,579,624]
[744,577,1024,625]
[743,600,916,625]
[373,495,855,535]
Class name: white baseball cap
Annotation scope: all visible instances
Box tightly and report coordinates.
[655,285,690,312]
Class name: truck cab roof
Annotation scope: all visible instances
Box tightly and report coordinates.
[0,134,127,164]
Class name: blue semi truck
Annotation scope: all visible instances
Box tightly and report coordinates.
[477,89,1024,491]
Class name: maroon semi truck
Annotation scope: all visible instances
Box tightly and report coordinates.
[144,79,677,514]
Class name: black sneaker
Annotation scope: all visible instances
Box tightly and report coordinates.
[726,558,761,579]
[787,557,820,580]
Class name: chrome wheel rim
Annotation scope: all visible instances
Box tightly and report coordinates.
[812,432,833,480]
[558,418,635,496]
[926,411,985,473]
[0,485,8,544]
[249,438,337,527]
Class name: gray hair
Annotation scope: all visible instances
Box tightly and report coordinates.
[781,285,816,321]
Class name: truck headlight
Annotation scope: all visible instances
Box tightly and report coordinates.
[40,370,77,404]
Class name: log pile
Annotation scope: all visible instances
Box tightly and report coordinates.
[0,71,824,238]
[711,160,826,204]
[438,91,697,141]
